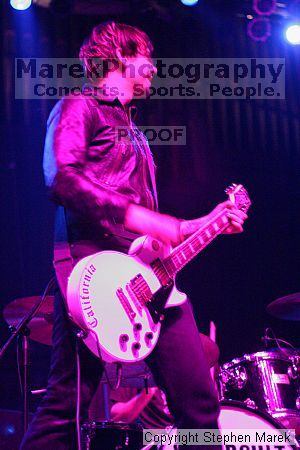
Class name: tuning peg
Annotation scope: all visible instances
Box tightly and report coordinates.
[225,183,237,194]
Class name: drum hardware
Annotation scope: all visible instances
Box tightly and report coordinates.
[219,346,300,436]
[81,421,143,450]
[219,364,248,390]
[3,295,55,346]
[244,398,257,409]
[82,421,99,443]
[0,279,56,436]
[289,356,300,380]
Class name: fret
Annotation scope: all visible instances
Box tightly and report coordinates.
[161,184,251,278]
[183,247,193,261]
[209,222,217,233]
[164,212,232,277]
[174,256,180,270]
[181,251,187,261]
[197,236,204,245]
[216,218,224,228]
[175,253,181,266]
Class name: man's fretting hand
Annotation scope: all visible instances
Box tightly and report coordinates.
[180,200,248,240]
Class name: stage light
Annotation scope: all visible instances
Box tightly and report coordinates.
[10,0,32,10]
[181,0,199,6]
[285,24,300,44]
[253,0,276,16]
[247,17,271,41]
[3,424,15,436]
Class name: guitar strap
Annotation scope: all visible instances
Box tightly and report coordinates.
[129,106,158,211]
[53,207,74,313]
[144,143,159,211]
[52,127,158,306]
[131,123,159,211]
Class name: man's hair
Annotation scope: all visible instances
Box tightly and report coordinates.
[80,21,153,77]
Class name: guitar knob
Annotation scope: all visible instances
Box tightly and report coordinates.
[145,332,154,348]
[134,323,142,331]
[120,334,129,343]
[132,342,141,351]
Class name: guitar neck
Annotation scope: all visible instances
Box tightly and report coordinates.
[163,211,230,278]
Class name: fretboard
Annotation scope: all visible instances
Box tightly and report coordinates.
[163,211,230,277]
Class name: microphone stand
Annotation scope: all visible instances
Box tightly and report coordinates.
[19,328,30,434]
[0,277,55,435]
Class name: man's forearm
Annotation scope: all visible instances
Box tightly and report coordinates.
[179,217,208,240]
[111,389,156,423]
[124,204,182,246]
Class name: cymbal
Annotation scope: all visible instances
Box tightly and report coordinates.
[266,292,300,321]
[3,296,54,346]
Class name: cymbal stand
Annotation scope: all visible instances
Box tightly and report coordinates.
[0,277,55,435]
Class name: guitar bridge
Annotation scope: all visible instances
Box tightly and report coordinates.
[129,274,159,323]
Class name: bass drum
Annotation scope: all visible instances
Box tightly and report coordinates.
[146,402,297,450]
[219,401,297,449]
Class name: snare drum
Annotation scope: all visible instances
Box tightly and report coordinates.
[219,350,300,433]
[81,421,143,450]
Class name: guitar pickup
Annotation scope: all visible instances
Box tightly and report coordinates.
[116,287,136,320]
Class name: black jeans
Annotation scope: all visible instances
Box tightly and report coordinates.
[20,286,220,450]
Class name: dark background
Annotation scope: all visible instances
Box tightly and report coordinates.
[0,0,299,414]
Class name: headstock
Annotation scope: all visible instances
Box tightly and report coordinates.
[225,183,251,213]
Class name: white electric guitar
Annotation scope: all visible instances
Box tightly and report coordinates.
[67,184,251,363]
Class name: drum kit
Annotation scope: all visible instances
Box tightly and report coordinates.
[1,291,300,449]
[217,293,300,440]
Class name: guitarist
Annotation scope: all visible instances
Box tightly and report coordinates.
[20,21,247,450]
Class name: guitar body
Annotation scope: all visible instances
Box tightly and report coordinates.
[67,235,186,363]
[67,184,251,364]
